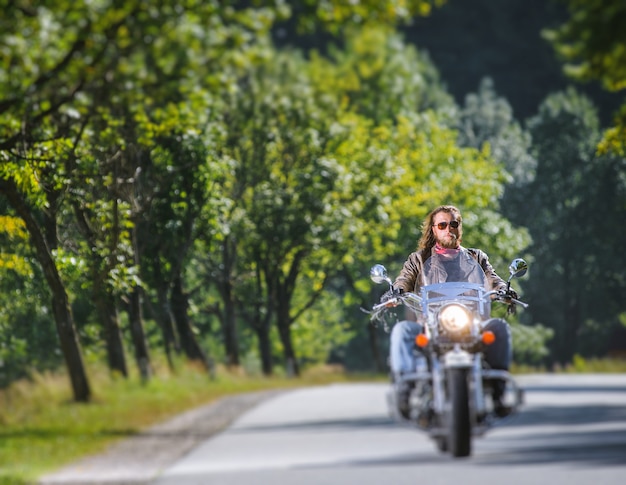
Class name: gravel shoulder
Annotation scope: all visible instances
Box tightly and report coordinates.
[37,390,283,485]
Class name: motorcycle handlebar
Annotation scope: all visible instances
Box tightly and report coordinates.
[490,290,529,309]
[369,290,528,322]
[369,292,422,321]
[509,297,529,308]
[371,297,401,312]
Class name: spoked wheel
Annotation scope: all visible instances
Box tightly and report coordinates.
[448,368,471,457]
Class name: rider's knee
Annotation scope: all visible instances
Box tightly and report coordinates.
[483,318,510,337]
[393,320,423,339]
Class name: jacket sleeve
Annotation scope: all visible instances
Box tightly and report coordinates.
[393,251,421,293]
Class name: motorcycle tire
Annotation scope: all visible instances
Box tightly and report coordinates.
[448,368,471,457]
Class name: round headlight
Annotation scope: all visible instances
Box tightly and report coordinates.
[438,304,473,337]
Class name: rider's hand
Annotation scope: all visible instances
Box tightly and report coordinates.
[380,287,403,303]
[496,288,519,314]
[496,288,518,301]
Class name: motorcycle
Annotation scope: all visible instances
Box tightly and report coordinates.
[367,253,528,457]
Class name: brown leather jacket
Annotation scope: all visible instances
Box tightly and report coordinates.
[393,246,508,294]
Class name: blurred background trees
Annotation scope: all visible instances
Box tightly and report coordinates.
[1,0,625,399]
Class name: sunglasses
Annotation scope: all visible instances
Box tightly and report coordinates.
[433,220,460,230]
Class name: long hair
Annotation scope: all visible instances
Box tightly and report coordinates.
[417,205,463,253]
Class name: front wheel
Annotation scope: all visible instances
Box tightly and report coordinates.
[448,368,471,457]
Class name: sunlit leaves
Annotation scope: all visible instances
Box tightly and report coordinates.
[0,215,32,277]
[598,104,626,156]
[544,0,626,91]
[293,0,447,33]
[310,26,453,122]
[1,0,536,376]
[544,0,626,155]
[288,290,354,363]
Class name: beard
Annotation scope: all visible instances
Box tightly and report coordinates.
[437,233,459,249]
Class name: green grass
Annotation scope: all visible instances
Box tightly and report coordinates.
[511,355,626,374]
[565,354,626,373]
[0,361,364,485]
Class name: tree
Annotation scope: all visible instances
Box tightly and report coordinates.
[544,0,626,155]
[137,135,221,371]
[211,48,356,375]
[453,78,560,363]
[523,87,626,364]
[457,78,536,187]
[0,211,62,386]
[276,0,447,34]
[0,0,282,393]
[315,25,454,124]
[0,174,91,401]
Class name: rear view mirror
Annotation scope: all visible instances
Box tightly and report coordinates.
[370,264,392,285]
[508,258,528,279]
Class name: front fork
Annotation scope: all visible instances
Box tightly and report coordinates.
[472,354,486,418]
[431,347,486,420]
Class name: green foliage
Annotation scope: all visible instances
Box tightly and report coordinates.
[521,87,626,363]
[0,204,63,386]
[0,267,61,387]
[457,77,536,188]
[509,321,554,365]
[289,287,355,364]
[288,0,447,33]
[567,354,626,373]
[544,0,626,91]
[544,0,626,155]
[0,216,30,276]
[1,0,285,390]
[4,0,597,386]
[312,25,454,122]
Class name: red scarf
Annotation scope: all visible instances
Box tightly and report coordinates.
[434,243,461,256]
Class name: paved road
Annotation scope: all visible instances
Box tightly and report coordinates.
[153,374,626,485]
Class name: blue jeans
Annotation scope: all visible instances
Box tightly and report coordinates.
[389,319,512,374]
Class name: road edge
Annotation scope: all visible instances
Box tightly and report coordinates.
[37,389,284,485]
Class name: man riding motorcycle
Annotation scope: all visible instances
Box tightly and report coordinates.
[383,205,518,418]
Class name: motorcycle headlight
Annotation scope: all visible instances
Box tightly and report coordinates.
[438,303,473,337]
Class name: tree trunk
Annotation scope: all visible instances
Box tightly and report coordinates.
[274,272,301,377]
[217,238,240,367]
[1,179,91,401]
[255,321,273,376]
[239,286,273,375]
[248,264,274,376]
[171,275,211,370]
[127,287,152,382]
[51,287,92,402]
[276,313,299,377]
[94,286,128,377]
[368,322,385,373]
[220,279,240,367]
[72,198,128,378]
[147,281,180,370]
[222,295,240,367]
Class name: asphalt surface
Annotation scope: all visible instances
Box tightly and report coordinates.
[150,376,626,485]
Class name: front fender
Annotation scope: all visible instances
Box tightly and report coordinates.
[443,348,473,368]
